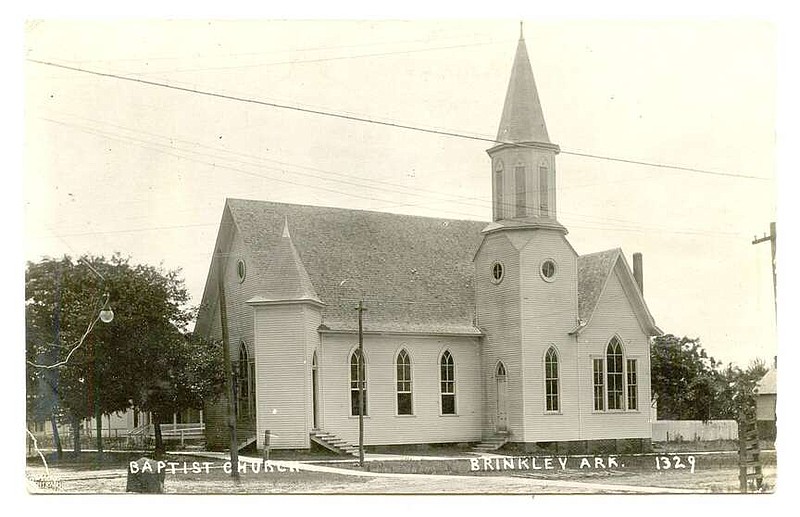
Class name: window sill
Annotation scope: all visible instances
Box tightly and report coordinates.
[348,415,371,419]
[395,414,416,418]
[439,413,459,417]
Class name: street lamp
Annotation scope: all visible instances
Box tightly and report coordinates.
[99,293,114,323]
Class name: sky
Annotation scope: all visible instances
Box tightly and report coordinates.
[21,18,779,369]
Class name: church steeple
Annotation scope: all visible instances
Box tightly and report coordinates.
[487,26,562,229]
[496,30,550,144]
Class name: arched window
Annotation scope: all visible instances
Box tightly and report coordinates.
[606,338,624,410]
[237,341,254,418]
[350,350,367,416]
[539,163,550,217]
[396,349,413,415]
[494,161,504,221]
[440,350,456,415]
[545,347,559,412]
[496,361,506,377]
[515,164,527,218]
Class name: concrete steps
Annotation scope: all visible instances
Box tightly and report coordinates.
[473,432,509,452]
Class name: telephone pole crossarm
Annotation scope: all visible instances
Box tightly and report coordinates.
[751,222,776,319]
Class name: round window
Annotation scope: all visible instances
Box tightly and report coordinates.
[237,259,246,283]
[540,259,557,281]
[491,262,504,284]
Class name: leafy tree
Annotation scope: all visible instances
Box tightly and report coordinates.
[25,254,224,455]
[715,359,770,420]
[651,334,772,421]
[650,334,722,420]
[136,333,225,454]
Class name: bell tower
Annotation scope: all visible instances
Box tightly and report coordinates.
[488,28,563,230]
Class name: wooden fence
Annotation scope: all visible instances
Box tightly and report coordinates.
[652,420,738,442]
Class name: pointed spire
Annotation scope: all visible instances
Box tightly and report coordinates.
[263,218,320,302]
[495,30,550,144]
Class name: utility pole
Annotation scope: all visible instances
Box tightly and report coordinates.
[355,300,366,467]
[216,250,239,481]
[752,222,777,319]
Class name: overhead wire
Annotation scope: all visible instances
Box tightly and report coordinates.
[27,58,772,182]
[34,113,756,240]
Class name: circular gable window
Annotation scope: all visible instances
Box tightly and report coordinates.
[540,259,557,282]
[491,262,504,284]
[237,259,246,283]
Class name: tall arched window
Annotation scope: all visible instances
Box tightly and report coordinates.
[440,350,456,415]
[606,338,624,410]
[539,163,550,217]
[515,164,527,217]
[237,341,254,418]
[494,161,504,221]
[349,350,367,416]
[396,349,413,415]
[545,347,559,412]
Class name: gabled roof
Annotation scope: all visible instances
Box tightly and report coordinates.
[495,35,551,144]
[225,198,486,334]
[575,248,662,336]
[756,369,777,395]
[197,199,660,338]
[577,249,620,323]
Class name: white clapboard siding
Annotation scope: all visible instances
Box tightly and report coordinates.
[204,226,259,447]
[577,263,652,440]
[474,232,523,439]
[319,333,482,445]
[253,303,321,449]
[518,230,581,442]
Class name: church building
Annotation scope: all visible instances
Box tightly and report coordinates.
[195,31,662,454]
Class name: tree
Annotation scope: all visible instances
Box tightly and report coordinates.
[25,254,223,454]
[651,334,771,421]
[650,334,723,420]
[715,359,770,420]
[136,332,225,454]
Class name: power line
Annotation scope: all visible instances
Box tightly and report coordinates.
[35,115,753,240]
[28,58,771,182]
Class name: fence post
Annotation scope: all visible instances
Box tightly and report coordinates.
[262,430,271,462]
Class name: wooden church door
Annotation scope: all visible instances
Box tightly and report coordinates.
[496,362,508,432]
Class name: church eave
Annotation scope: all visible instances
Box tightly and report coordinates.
[487,141,560,155]
[318,325,483,338]
[247,296,325,308]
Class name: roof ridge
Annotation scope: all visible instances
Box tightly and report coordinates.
[578,247,621,259]
[226,197,489,225]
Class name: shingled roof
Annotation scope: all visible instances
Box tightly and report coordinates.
[575,248,661,336]
[496,35,550,144]
[201,199,658,336]
[227,198,486,334]
[577,248,621,323]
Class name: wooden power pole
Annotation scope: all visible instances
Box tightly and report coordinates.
[216,250,239,481]
[752,222,777,319]
[355,300,366,467]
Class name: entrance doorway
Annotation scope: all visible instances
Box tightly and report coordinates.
[312,351,319,429]
[496,361,508,432]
